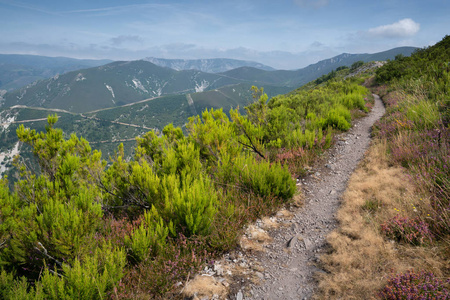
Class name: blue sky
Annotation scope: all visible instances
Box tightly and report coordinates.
[0,0,449,69]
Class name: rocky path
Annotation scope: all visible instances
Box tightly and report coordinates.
[243,95,386,299]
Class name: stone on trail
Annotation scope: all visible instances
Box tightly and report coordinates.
[286,236,298,248]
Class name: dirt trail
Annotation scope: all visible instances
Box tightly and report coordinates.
[241,95,386,299]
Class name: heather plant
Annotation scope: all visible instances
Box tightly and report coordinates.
[99,216,135,249]
[160,173,218,236]
[187,108,243,163]
[215,151,296,201]
[323,106,351,130]
[380,215,434,246]
[283,127,323,149]
[1,242,126,300]
[135,124,203,178]
[0,268,16,299]
[274,147,311,178]
[116,234,209,298]
[39,242,126,299]
[1,118,108,276]
[245,86,269,128]
[208,189,284,251]
[373,36,450,241]
[126,206,169,262]
[230,107,266,159]
[0,116,129,299]
[379,270,450,300]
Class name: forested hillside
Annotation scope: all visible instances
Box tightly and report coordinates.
[1,60,254,113]
[0,56,374,298]
[0,82,291,179]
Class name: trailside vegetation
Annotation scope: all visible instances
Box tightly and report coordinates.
[317,35,449,299]
[0,65,371,298]
[374,36,449,299]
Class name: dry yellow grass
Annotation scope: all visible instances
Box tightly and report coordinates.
[276,208,295,220]
[316,140,449,299]
[246,225,273,243]
[260,216,280,230]
[239,224,273,251]
[182,275,228,299]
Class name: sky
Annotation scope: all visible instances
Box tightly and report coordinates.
[0,0,449,69]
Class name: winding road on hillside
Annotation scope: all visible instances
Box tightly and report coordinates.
[240,95,386,299]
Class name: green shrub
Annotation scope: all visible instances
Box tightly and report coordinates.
[406,99,440,130]
[217,152,295,201]
[126,206,169,261]
[5,276,44,300]
[187,108,242,163]
[323,106,351,131]
[1,243,125,300]
[161,174,218,236]
[324,127,333,149]
[40,243,126,299]
[0,269,15,299]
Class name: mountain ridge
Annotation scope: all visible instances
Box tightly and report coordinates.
[0,46,417,114]
[0,54,112,91]
[1,60,248,113]
[143,57,275,73]
[219,46,418,87]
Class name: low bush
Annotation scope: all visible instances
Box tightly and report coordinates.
[380,215,434,246]
[379,270,450,300]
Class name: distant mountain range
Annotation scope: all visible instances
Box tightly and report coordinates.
[0,46,417,114]
[0,45,419,181]
[0,60,250,113]
[218,47,418,87]
[143,57,275,73]
[0,54,112,91]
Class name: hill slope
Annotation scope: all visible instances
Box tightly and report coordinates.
[0,54,112,91]
[0,47,416,114]
[143,57,275,73]
[1,60,246,113]
[220,46,417,87]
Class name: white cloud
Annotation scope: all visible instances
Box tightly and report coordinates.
[368,18,420,38]
[294,0,329,8]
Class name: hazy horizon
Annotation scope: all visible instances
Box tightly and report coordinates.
[1,0,449,69]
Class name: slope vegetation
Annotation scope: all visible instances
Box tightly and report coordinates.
[318,35,449,299]
[0,60,375,298]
